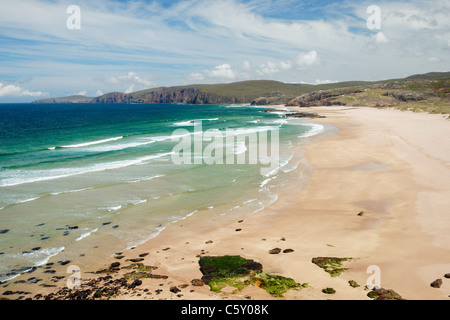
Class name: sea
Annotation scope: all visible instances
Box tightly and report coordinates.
[0,103,324,282]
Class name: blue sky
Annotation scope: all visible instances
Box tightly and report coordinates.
[0,0,448,102]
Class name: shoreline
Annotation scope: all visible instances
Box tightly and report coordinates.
[2,106,449,300]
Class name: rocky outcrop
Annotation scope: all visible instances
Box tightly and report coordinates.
[382,90,439,102]
[284,112,326,119]
[286,89,361,107]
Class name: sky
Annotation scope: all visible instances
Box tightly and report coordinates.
[0,0,448,102]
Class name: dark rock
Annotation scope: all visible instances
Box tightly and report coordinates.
[139,253,149,257]
[110,262,120,269]
[283,249,294,253]
[127,258,144,263]
[191,279,204,286]
[68,226,79,230]
[367,288,405,300]
[444,273,450,279]
[58,260,70,266]
[27,277,41,284]
[0,229,9,234]
[44,270,56,274]
[112,225,119,229]
[430,279,443,288]
[129,279,142,289]
[75,290,91,300]
[284,112,326,119]
[170,286,181,294]
[269,248,282,254]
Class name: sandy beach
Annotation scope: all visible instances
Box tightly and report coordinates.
[2,106,449,301]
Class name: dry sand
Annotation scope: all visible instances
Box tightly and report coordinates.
[3,106,450,300]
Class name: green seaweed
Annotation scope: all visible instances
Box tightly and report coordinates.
[254,274,306,298]
[198,255,305,297]
[311,257,352,277]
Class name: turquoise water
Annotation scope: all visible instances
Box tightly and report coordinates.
[0,103,323,282]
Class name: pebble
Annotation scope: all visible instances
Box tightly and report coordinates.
[0,229,10,234]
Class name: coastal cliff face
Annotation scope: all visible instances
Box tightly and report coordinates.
[91,88,247,105]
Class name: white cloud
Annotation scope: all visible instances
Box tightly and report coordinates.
[187,72,205,81]
[315,79,338,85]
[98,72,154,92]
[0,82,47,97]
[296,50,321,67]
[205,64,236,80]
[256,51,321,76]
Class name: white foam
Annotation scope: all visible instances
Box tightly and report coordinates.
[127,174,166,184]
[17,197,39,204]
[172,118,219,126]
[82,140,155,152]
[76,228,98,242]
[50,187,93,196]
[259,177,273,187]
[299,123,325,138]
[59,136,124,149]
[0,152,174,187]
[34,246,66,267]
[107,205,122,212]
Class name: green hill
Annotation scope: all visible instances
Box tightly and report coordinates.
[34,72,450,113]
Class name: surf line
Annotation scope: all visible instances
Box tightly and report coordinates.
[170,120,279,176]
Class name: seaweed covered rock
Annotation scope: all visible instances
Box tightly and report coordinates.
[367,288,405,300]
[199,255,263,285]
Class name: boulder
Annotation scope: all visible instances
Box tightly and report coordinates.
[430,279,443,288]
